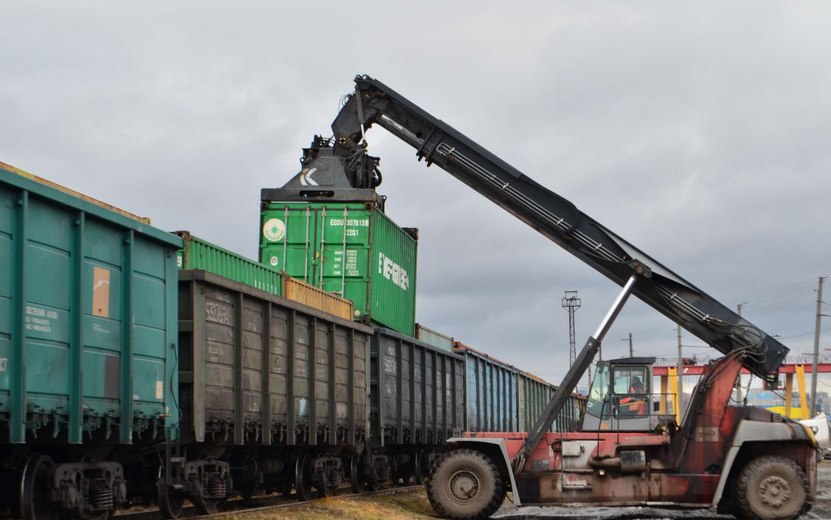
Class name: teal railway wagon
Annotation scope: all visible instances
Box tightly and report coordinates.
[0,162,181,520]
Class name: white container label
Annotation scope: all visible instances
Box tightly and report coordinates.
[263,218,286,242]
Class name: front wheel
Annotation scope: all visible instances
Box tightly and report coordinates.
[736,455,808,520]
[425,449,504,520]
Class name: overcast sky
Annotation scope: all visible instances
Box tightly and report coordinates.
[3,2,831,390]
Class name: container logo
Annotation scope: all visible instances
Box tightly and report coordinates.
[378,252,410,291]
[263,218,286,242]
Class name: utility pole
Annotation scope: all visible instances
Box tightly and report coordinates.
[562,291,581,367]
[735,303,746,403]
[677,325,683,417]
[737,301,747,318]
[562,290,588,390]
[627,333,633,357]
[810,276,828,416]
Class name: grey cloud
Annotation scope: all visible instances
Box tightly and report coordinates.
[2,1,830,384]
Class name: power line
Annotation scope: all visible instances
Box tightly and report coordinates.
[737,278,817,308]
[776,326,831,340]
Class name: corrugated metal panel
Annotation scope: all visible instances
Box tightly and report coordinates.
[518,373,547,432]
[454,342,518,432]
[0,163,181,445]
[370,328,464,447]
[178,231,353,319]
[178,270,372,446]
[368,210,417,335]
[259,202,417,336]
[454,340,585,433]
[415,324,454,351]
[283,276,354,320]
[176,231,284,296]
[517,370,585,433]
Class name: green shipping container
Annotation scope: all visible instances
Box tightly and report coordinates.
[0,162,181,445]
[259,202,417,336]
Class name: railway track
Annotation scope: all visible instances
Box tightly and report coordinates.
[113,484,424,520]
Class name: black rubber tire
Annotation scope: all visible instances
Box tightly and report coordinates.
[736,455,808,520]
[425,449,504,520]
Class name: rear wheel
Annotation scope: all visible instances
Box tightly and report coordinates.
[736,455,808,520]
[425,449,504,520]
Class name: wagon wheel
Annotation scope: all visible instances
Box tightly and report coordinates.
[192,495,218,515]
[414,449,427,484]
[157,464,185,519]
[294,455,315,501]
[19,454,59,520]
[350,455,365,493]
[158,482,186,520]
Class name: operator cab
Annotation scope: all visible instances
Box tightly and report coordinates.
[582,357,676,433]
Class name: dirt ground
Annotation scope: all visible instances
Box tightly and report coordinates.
[803,460,831,520]
[236,461,831,519]
[493,461,831,519]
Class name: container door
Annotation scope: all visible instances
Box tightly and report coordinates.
[317,205,372,319]
[261,205,317,283]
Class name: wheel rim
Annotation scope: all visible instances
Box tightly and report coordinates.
[20,454,59,520]
[757,474,791,509]
[447,468,481,504]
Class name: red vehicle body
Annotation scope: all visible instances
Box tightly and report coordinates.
[447,355,815,517]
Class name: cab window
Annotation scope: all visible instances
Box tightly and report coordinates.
[613,366,647,395]
[585,363,610,418]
